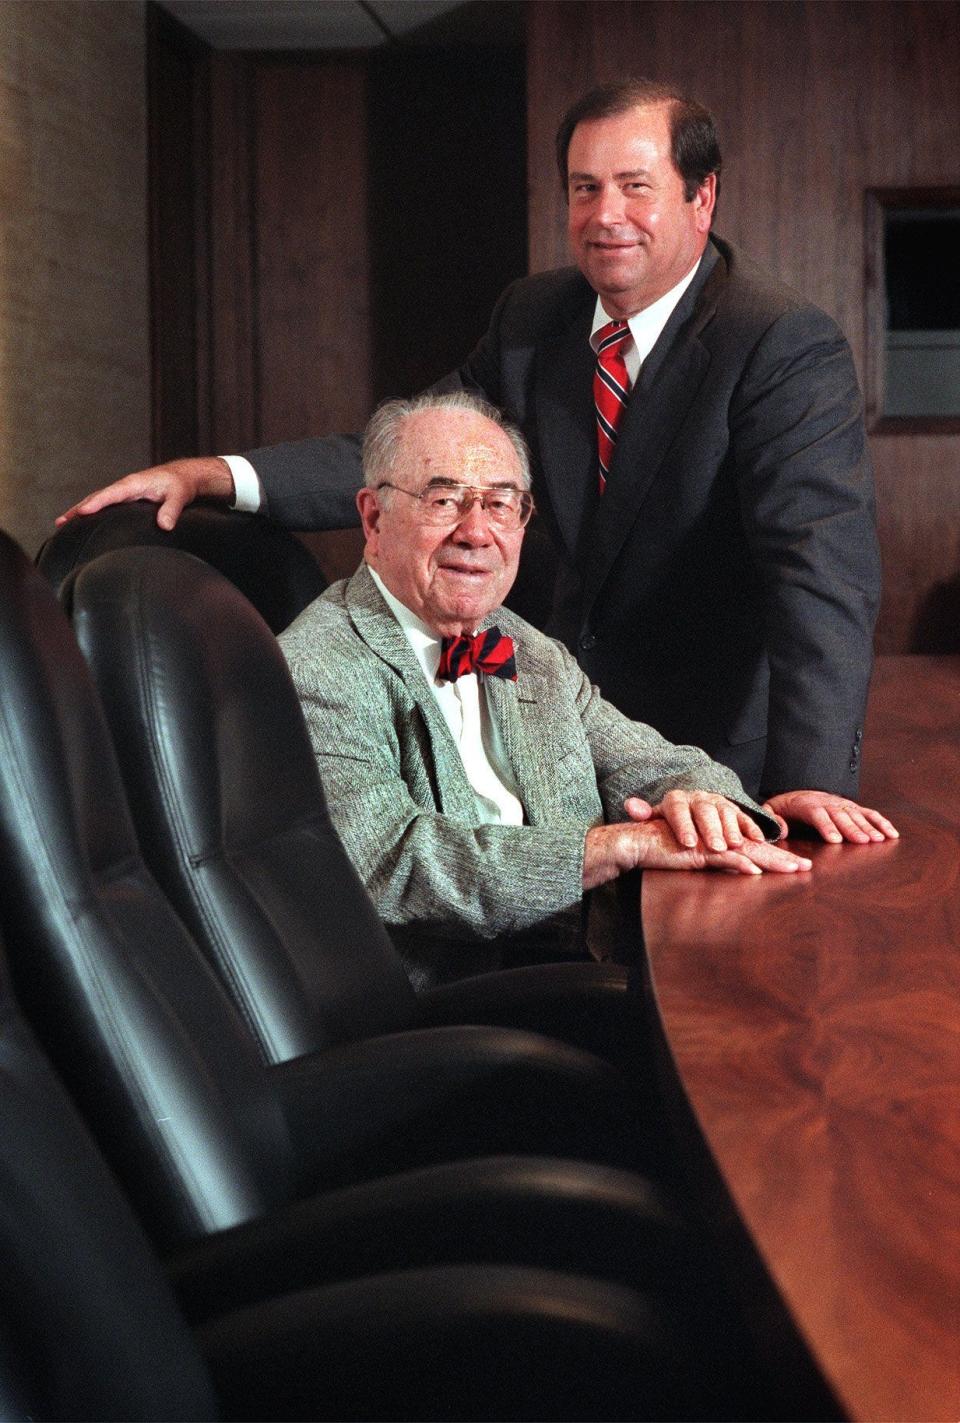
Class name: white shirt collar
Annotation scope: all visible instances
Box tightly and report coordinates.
[589,254,702,382]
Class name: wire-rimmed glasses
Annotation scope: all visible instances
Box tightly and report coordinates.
[377,480,535,530]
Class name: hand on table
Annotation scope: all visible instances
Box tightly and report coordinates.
[583,794,811,890]
[626,788,768,852]
[762,790,899,844]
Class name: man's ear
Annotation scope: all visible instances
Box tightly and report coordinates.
[693,172,717,231]
[356,487,381,544]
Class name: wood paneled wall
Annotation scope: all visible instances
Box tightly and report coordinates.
[366,46,527,401]
[527,0,960,653]
[155,46,372,580]
[198,53,371,456]
[253,58,373,580]
[252,61,372,447]
[149,5,211,462]
[156,36,525,582]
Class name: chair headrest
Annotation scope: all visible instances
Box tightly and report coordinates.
[37,500,326,632]
[69,544,325,843]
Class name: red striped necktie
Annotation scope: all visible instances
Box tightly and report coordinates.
[437,628,517,683]
[594,320,631,493]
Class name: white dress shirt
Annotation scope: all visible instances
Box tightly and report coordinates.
[589,255,702,387]
[367,566,525,827]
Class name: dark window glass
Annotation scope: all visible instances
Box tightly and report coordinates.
[885,213,960,330]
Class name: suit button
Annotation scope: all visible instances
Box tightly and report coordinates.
[854,728,863,743]
[579,633,597,651]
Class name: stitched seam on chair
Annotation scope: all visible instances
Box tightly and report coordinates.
[0,624,214,1236]
[121,576,324,1060]
[0,736,206,1232]
[127,574,276,1089]
[125,682,279,1057]
[189,869,281,1060]
[134,583,199,896]
[185,810,331,870]
[185,826,333,1059]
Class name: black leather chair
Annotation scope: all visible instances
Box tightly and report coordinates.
[64,543,660,1096]
[0,928,696,1422]
[0,529,688,1279]
[37,499,326,633]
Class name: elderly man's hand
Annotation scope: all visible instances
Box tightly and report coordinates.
[625,788,768,851]
[762,790,898,844]
[583,815,811,890]
[56,457,233,532]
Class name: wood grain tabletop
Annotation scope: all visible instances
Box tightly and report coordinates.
[642,656,960,1422]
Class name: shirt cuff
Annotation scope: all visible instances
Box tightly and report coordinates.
[220,454,263,512]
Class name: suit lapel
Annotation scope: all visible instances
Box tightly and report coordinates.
[578,244,724,617]
[534,281,597,562]
[344,567,479,821]
[345,565,422,682]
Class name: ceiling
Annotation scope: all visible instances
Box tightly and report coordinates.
[156,0,520,50]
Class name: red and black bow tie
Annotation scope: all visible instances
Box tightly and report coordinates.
[437,627,517,683]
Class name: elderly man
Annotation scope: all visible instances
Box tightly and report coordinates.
[60,78,879,806]
[279,393,893,989]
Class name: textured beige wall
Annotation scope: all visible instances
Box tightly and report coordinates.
[0,0,149,557]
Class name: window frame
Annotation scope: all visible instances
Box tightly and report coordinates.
[865,186,960,435]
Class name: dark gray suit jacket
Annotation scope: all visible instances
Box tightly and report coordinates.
[248,236,881,800]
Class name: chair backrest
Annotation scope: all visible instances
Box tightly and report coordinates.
[0,940,218,1420]
[0,529,297,1249]
[65,546,419,1066]
[36,500,326,633]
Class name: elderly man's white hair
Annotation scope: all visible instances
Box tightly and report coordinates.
[362,392,532,491]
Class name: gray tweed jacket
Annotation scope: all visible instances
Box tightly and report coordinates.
[279,563,777,986]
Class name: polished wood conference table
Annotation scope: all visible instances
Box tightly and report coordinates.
[642,656,960,1422]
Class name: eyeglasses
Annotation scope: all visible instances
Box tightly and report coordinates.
[377,481,535,530]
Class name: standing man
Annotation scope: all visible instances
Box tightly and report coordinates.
[59,78,880,802]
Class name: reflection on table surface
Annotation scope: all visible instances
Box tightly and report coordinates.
[642,656,960,1423]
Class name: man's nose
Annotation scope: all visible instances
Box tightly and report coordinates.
[451,497,493,543]
[595,183,627,226]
